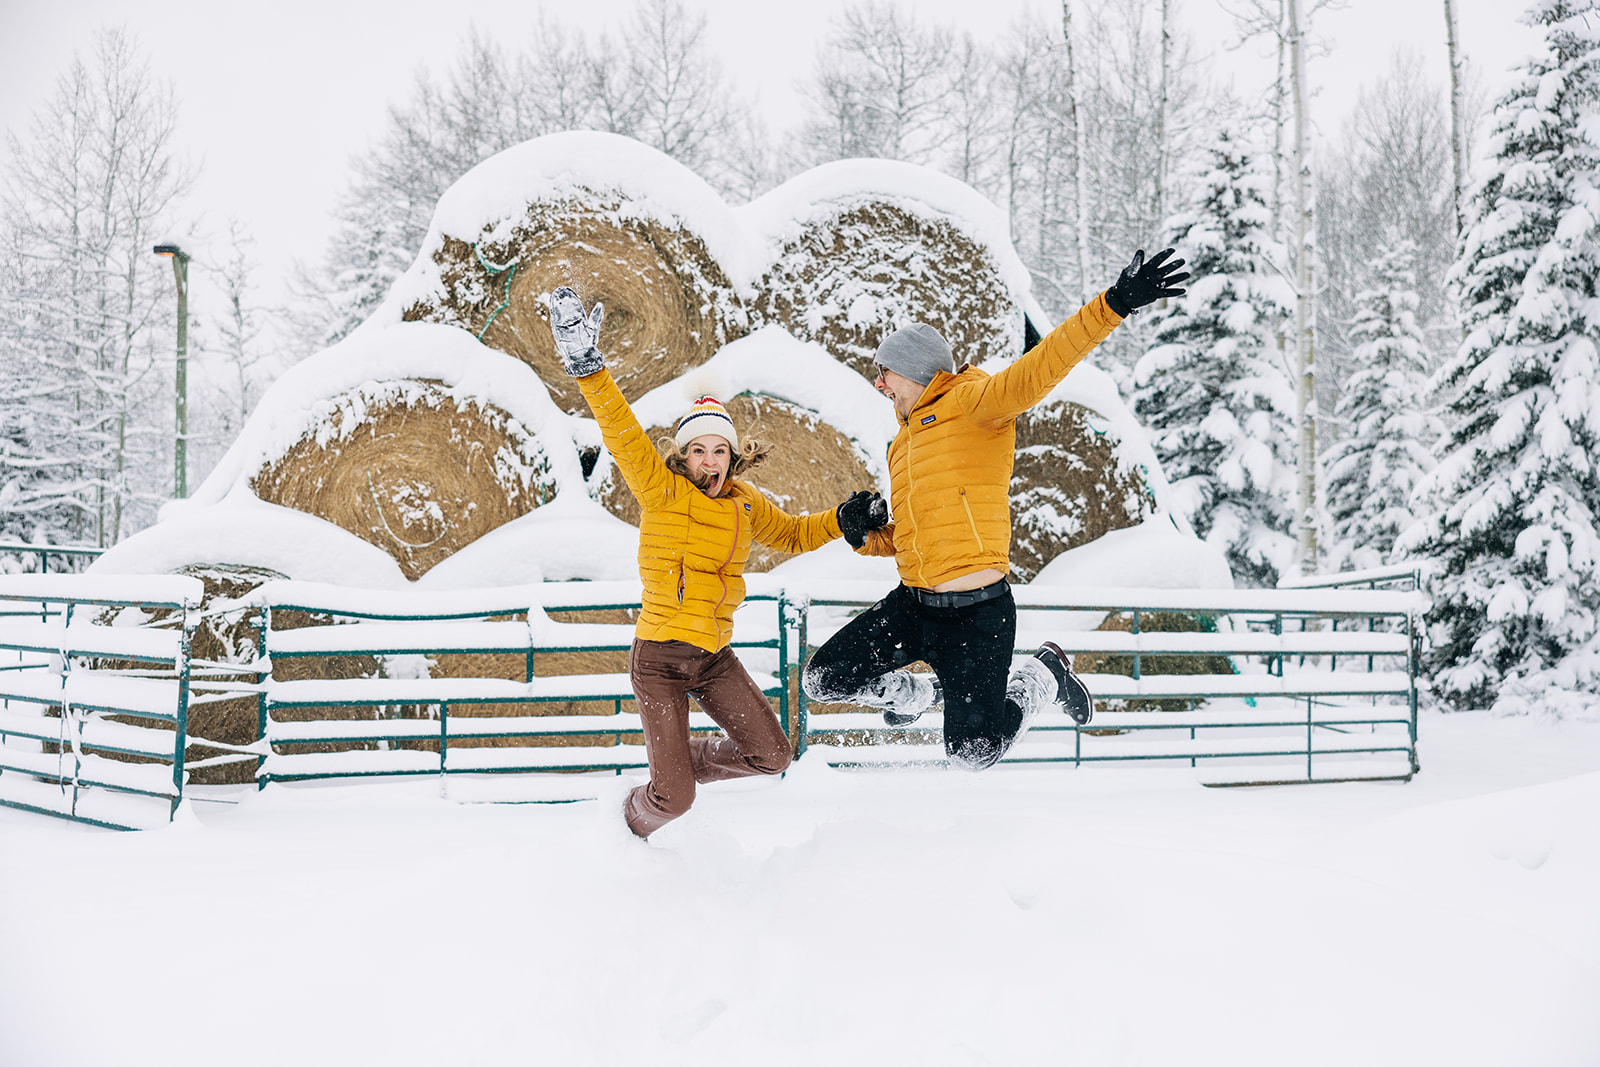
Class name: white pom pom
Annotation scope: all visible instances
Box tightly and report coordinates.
[679,366,731,404]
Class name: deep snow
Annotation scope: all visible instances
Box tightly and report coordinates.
[1,707,1596,1066]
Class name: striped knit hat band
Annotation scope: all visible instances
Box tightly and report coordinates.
[674,395,739,451]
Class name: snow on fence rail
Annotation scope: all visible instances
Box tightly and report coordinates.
[0,574,201,830]
[794,581,1425,785]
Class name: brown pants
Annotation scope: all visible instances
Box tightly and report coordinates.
[624,638,792,838]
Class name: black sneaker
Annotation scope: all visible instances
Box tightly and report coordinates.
[882,674,942,728]
[1035,642,1093,725]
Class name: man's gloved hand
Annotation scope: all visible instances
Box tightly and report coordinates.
[548,286,606,377]
[1105,247,1190,317]
[837,490,890,548]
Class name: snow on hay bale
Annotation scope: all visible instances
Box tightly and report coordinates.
[385,133,749,416]
[740,160,1032,380]
[251,379,558,581]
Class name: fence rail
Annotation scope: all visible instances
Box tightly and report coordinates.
[795,582,1423,785]
[0,573,1426,828]
[251,580,791,786]
[0,542,105,577]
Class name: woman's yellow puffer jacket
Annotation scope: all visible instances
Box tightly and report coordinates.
[858,293,1123,587]
[579,368,841,652]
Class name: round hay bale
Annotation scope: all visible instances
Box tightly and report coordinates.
[250,380,558,581]
[595,394,877,572]
[750,200,1022,380]
[1009,400,1159,582]
[402,196,747,416]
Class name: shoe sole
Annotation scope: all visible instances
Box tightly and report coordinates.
[1039,641,1094,725]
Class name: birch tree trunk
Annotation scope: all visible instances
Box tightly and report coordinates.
[1444,0,1468,241]
[1063,0,1092,306]
[1157,0,1173,229]
[1288,0,1318,573]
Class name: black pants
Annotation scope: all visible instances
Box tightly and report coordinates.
[801,583,1023,770]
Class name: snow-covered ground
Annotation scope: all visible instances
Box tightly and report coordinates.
[2,708,1597,1066]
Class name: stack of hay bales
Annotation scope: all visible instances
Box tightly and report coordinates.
[250,379,558,581]
[87,134,1204,770]
[742,160,1031,381]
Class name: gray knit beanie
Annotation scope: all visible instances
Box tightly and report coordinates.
[874,323,955,386]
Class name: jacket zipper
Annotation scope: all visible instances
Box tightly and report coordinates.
[903,413,927,586]
[712,501,740,645]
[959,487,984,553]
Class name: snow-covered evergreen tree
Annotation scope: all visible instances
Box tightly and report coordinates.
[1132,126,1297,587]
[1400,0,1600,718]
[1322,235,1441,571]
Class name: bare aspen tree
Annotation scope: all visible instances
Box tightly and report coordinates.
[1158,0,1173,227]
[1444,0,1468,241]
[3,28,192,545]
[1226,1,1291,242]
[1287,0,1318,572]
[624,0,733,177]
[1063,0,1092,306]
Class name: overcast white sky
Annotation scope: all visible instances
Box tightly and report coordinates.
[0,0,1544,317]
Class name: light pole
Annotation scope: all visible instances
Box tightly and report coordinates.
[154,244,190,498]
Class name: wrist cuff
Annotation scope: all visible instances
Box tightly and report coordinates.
[563,347,605,377]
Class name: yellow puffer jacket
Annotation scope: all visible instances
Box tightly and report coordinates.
[578,368,841,652]
[858,292,1123,587]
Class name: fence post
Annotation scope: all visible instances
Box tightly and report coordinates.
[794,595,811,759]
[776,591,790,739]
[256,606,271,790]
[59,600,79,817]
[1408,606,1421,773]
[170,595,195,819]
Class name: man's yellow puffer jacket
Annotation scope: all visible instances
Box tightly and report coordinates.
[858,293,1123,588]
[579,368,841,652]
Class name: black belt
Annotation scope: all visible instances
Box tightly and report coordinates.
[906,579,1010,609]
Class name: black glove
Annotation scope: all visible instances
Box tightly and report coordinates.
[1105,247,1189,317]
[836,490,889,548]
[548,286,606,377]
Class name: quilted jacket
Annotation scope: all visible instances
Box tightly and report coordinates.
[579,368,841,652]
[857,292,1123,587]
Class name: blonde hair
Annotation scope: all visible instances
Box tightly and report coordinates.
[658,435,773,480]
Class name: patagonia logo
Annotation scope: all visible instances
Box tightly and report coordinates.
[920,414,937,425]
[743,503,752,511]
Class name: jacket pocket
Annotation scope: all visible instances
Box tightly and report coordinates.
[959,488,984,553]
